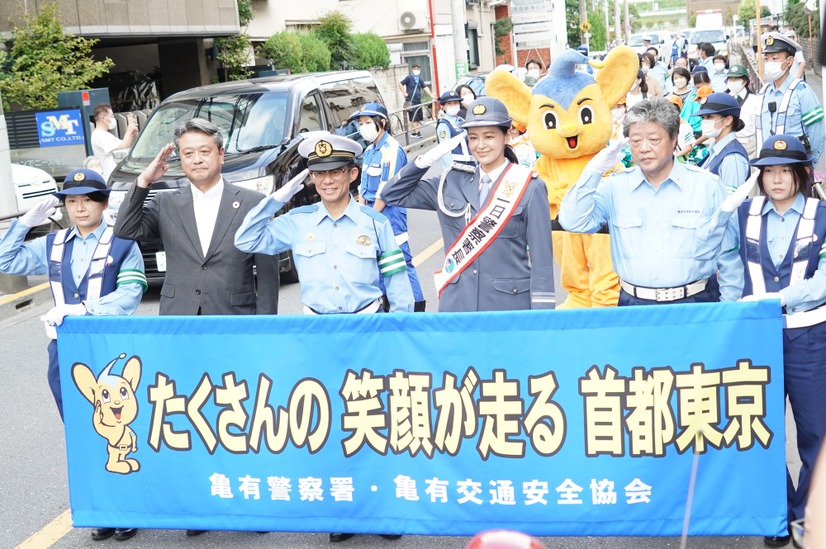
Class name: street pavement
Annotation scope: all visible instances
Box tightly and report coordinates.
[0,101,809,548]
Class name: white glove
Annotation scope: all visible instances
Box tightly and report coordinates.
[721,170,759,212]
[585,137,628,175]
[19,196,60,227]
[43,303,87,326]
[272,169,309,203]
[415,133,467,169]
[740,292,785,306]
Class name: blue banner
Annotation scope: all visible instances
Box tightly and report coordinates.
[58,302,787,536]
[35,109,85,147]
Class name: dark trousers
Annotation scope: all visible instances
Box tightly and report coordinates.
[784,321,826,521]
[47,339,64,422]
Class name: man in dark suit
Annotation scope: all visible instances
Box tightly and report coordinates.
[114,117,279,316]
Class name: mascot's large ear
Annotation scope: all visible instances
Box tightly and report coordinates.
[71,363,97,404]
[595,45,640,108]
[486,70,532,126]
[122,356,142,393]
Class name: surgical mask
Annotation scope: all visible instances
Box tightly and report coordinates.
[701,119,722,139]
[444,105,460,117]
[359,122,379,142]
[714,62,726,73]
[673,77,687,89]
[412,70,421,76]
[107,119,116,130]
[460,94,474,106]
[611,107,625,122]
[727,80,745,95]
[527,68,540,79]
[763,60,786,82]
[641,66,649,74]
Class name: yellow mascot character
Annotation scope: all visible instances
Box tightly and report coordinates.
[487,47,638,308]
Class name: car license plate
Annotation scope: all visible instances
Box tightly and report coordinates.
[155,251,167,272]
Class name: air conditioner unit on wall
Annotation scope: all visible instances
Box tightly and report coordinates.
[399,10,428,31]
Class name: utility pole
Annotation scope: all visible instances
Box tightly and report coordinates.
[0,90,27,294]
[614,0,621,47]
[624,0,630,44]
[451,0,468,80]
[579,0,588,47]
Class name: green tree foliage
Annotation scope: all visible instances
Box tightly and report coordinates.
[351,33,390,69]
[298,33,332,72]
[215,34,252,81]
[260,31,331,73]
[738,0,772,27]
[0,2,114,111]
[314,11,356,69]
[493,17,513,56]
[237,0,254,27]
[587,12,607,51]
[784,0,819,40]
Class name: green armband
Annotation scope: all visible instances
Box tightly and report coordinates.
[379,249,406,277]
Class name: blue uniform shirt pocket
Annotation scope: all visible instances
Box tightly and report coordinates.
[293,241,327,282]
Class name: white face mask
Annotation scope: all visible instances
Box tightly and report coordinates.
[444,105,460,117]
[701,118,722,139]
[107,119,117,130]
[727,80,745,95]
[611,107,625,122]
[460,94,474,106]
[412,70,421,76]
[673,77,687,89]
[527,68,540,79]
[763,60,787,82]
[359,122,379,142]
[641,66,649,74]
[714,62,726,73]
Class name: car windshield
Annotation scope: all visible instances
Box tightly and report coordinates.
[129,92,289,159]
[629,35,647,46]
[690,30,726,44]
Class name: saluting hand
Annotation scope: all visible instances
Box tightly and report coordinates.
[721,169,759,212]
[137,143,174,188]
[586,137,628,175]
[271,168,309,204]
[415,132,467,169]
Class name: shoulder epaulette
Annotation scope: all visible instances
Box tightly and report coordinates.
[359,205,387,222]
[290,205,319,215]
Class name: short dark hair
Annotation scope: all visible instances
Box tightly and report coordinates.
[174,118,224,150]
[525,58,544,70]
[699,42,715,57]
[671,67,691,83]
[61,192,108,205]
[411,64,421,70]
[647,47,659,57]
[713,55,727,64]
[693,71,711,85]
[93,103,113,120]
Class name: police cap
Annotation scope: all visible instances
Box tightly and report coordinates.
[349,102,389,121]
[694,92,742,118]
[438,90,462,105]
[762,32,801,55]
[54,169,111,199]
[297,131,363,171]
[750,134,813,167]
[461,97,512,129]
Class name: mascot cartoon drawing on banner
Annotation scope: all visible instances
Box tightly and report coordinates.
[487,47,638,308]
[72,353,142,474]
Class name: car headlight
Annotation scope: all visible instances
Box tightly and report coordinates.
[103,190,127,226]
[234,174,275,195]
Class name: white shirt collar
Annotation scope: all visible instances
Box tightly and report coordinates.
[190,178,224,200]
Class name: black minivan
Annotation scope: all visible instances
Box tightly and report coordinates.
[104,70,384,283]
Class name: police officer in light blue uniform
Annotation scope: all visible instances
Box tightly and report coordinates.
[435,90,475,172]
[0,169,146,542]
[235,132,414,315]
[758,32,825,165]
[695,92,750,191]
[0,170,146,421]
[559,97,745,304]
[349,102,425,311]
[723,135,826,546]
